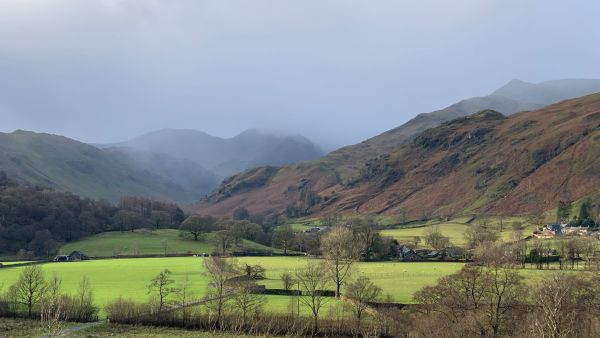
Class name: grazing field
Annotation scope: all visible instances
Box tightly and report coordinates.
[379,222,470,246]
[234,257,465,303]
[60,229,274,257]
[0,256,588,321]
[379,216,535,247]
[0,256,464,317]
[284,223,314,232]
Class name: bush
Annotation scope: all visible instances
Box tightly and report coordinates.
[60,294,98,322]
[105,297,149,324]
[281,273,294,291]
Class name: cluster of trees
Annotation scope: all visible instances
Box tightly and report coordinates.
[0,173,185,256]
[115,196,185,232]
[272,217,397,260]
[411,248,600,337]
[513,236,599,270]
[180,216,269,255]
[557,198,599,227]
[0,264,98,332]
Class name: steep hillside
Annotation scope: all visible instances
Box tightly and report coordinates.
[195,93,600,218]
[103,128,324,178]
[0,130,208,202]
[322,79,600,180]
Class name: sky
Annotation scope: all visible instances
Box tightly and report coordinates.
[0,1,599,150]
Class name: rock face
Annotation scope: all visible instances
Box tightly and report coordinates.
[195,93,600,219]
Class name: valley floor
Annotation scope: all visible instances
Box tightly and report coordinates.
[0,257,465,318]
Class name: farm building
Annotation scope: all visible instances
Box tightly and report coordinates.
[533,223,594,238]
[53,255,70,262]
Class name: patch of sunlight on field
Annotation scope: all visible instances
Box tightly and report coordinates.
[60,229,275,257]
[379,222,470,246]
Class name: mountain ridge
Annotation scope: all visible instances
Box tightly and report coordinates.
[192,82,593,219]
[100,128,324,178]
[0,130,213,203]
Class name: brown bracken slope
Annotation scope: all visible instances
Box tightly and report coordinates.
[194,93,600,218]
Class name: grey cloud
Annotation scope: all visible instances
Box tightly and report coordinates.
[0,1,599,150]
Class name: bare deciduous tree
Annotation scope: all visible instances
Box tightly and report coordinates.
[345,276,381,330]
[528,273,600,338]
[424,226,451,250]
[272,225,295,254]
[281,273,294,291]
[231,279,265,328]
[295,262,331,333]
[15,264,46,317]
[203,256,238,328]
[211,230,239,256]
[413,263,525,337]
[147,269,177,316]
[176,273,192,325]
[180,215,215,241]
[40,290,65,338]
[320,226,357,298]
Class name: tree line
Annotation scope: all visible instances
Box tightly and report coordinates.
[0,173,184,257]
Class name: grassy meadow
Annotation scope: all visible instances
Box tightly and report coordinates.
[379,216,537,247]
[380,222,470,246]
[60,229,274,257]
[0,256,464,317]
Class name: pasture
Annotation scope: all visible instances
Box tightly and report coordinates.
[379,216,535,247]
[380,222,470,246]
[60,229,274,257]
[0,257,464,317]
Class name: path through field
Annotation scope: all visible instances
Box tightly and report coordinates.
[39,320,106,338]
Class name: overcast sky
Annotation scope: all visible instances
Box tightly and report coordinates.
[1,1,599,150]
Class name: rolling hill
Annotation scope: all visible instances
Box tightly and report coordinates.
[0,130,215,203]
[60,229,275,257]
[195,92,600,219]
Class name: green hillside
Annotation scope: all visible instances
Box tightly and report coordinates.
[0,130,210,203]
[61,229,275,257]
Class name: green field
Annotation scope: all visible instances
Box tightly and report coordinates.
[234,257,464,303]
[0,257,464,317]
[61,229,275,257]
[379,216,536,247]
[284,223,314,232]
[380,222,470,246]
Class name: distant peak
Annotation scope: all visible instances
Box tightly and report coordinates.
[506,78,531,86]
[11,129,34,134]
[491,78,534,97]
